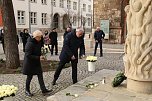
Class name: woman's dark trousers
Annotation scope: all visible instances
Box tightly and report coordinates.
[26,73,46,92]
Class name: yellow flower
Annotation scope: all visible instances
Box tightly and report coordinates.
[0,85,18,99]
[74,94,79,97]
[86,56,97,62]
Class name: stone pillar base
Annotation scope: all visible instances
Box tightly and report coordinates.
[127,78,152,94]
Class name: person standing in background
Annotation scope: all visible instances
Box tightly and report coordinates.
[94,27,105,57]
[20,29,30,52]
[79,31,85,59]
[63,27,71,38]
[49,28,58,55]
[43,30,51,52]
[0,29,4,53]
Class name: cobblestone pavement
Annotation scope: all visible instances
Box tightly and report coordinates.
[0,43,124,101]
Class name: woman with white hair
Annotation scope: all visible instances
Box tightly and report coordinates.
[22,30,52,97]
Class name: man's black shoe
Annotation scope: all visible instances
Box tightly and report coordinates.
[25,91,34,97]
[73,81,78,84]
[100,55,103,57]
[52,79,56,85]
[42,89,52,96]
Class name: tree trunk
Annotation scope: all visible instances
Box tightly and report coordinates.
[0,0,20,69]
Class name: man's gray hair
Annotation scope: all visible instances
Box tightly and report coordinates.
[96,27,100,29]
[76,27,84,32]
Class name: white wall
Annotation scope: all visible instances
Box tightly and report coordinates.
[12,0,92,32]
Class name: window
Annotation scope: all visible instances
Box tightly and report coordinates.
[30,12,37,25]
[88,18,91,26]
[42,0,47,5]
[59,0,64,8]
[51,0,56,7]
[67,0,71,9]
[17,11,25,25]
[30,0,36,3]
[73,2,77,10]
[42,13,47,25]
[88,5,91,12]
[73,16,77,26]
[83,4,86,12]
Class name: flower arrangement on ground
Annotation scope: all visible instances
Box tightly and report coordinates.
[0,85,18,100]
[86,83,98,89]
[86,56,97,62]
[66,93,79,97]
[112,72,127,87]
[86,56,97,71]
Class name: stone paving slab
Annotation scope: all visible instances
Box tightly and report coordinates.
[47,69,152,101]
[47,69,118,101]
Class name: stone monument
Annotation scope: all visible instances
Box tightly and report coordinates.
[124,0,152,94]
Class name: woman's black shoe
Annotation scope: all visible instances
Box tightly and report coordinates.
[25,91,34,97]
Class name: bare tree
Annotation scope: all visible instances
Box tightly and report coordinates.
[63,8,76,28]
[0,0,20,69]
[81,16,86,31]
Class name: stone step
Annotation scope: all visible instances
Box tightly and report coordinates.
[47,69,152,101]
[47,69,118,101]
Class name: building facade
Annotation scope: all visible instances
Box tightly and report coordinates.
[93,0,129,43]
[0,0,93,34]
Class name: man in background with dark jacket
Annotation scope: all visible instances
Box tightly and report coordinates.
[79,31,85,59]
[0,29,4,53]
[49,28,58,55]
[52,27,84,85]
[20,29,30,52]
[94,27,105,57]
[63,27,71,38]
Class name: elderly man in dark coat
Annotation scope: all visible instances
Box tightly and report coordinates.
[52,27,84,85]
[94,27,105,57]
[22,30,51,97]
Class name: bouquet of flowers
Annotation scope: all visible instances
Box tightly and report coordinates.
[0,85,18,100]
[86,56,97,62]
[41,47,48,60]
[86,83,98,89]
[66,93,79,97]
[112,72,127,87]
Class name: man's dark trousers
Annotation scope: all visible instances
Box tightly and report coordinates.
[94,40,103,57]
[54,60,78,84]
[51,44,58,55]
